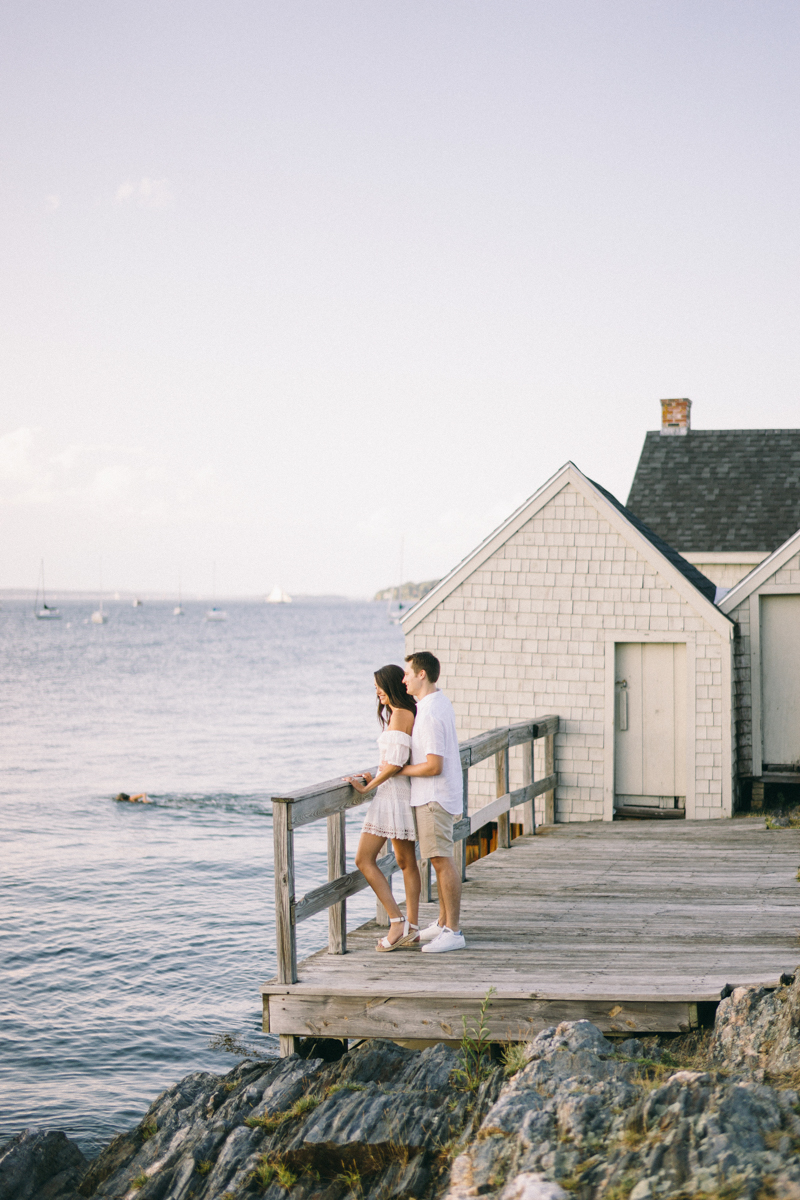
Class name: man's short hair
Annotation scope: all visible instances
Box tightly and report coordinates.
[404,651,440,683]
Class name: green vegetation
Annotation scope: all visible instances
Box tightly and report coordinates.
[139,1118,157,1142]
[336,1165,363,1196]
[452,987,497,1092]
[245,1093,322,1131]
[131,1173,148,1190]
[501,1041,529,1077]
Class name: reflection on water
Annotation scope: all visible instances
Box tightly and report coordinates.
[0,599,403,1153]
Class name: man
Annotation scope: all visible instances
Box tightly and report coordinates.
[399,651,465,952]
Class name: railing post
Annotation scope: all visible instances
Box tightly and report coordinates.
[458,764,469,881]
[375,839,391,926]
[272,798,297,985]
[327,810,347,953]
[544,732,555,825]
[529,736,537,834]
[496,743,511,849]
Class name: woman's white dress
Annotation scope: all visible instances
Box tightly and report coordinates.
[361,729,415,841]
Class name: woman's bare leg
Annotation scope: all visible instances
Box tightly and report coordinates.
[355,832,405,942]
[392,839,420,928]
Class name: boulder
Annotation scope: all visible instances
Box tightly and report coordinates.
[0,1129,86,1200]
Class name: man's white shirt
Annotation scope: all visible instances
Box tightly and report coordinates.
[409,690,463,816]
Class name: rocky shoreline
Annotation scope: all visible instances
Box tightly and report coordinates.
[4,974,800,1200]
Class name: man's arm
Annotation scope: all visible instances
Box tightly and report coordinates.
[400,754,443,778]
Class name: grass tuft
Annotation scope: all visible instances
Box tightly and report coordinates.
[131,1173,148,1191]
[501,1042,528,1078]
[196,1160,213,1176]
[139,1118,157,1142]
[245,1092,321,1131]
[336,1165,363,1196]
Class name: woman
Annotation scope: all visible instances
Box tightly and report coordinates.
[344,664,421,951]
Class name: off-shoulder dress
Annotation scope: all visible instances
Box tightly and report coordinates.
[361,729,415,842]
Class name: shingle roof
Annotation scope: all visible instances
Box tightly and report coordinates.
[625,429,800,554]
[589,478,718,605]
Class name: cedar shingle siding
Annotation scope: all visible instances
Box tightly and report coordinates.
[626,429,800,553]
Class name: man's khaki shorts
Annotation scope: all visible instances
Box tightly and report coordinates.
[413,802,454,859]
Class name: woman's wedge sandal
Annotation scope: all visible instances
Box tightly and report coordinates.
[376,918,420,952]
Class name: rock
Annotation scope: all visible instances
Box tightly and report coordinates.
[0,1129,86,1200]
[709,971,800,1076]
[13,985,800,1200]
[498,1174,567,1200]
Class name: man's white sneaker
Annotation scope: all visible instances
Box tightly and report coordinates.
[417,920,445,944]
[421,927,466,953]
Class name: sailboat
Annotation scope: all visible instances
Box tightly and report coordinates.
[205,563,227,621]
[91,561,109,624]
[265,585,292,604]
[34,560,61,620]
[91,598,108,624]
[132,597,143,608]
[173,577,184,617]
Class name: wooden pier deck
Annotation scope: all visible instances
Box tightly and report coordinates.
[262,818,800,1045]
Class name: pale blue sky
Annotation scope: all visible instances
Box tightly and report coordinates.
[2,1,799,596]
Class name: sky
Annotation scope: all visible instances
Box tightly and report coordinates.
[2,1,799,598]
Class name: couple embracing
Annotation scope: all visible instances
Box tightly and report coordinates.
[345,652,465,954]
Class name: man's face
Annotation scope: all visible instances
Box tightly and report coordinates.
[403,664,426,696]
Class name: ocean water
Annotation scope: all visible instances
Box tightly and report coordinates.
[0,598,404,1155]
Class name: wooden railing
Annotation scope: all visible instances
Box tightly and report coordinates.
[271,716,559,988]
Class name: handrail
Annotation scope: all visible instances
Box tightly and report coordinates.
[271,716,559,987]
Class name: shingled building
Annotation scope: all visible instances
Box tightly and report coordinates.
[625,399,800,589]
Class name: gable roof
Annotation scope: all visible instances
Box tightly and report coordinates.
[626,429,800,554]
[718,525,800,615]
[401,462,730,636]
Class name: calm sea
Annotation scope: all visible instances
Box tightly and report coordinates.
[0,598,404,1155]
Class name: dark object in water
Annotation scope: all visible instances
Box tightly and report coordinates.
[114,792,150,803]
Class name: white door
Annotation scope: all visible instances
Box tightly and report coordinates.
[761,595,800,770]
[615,642,687,808]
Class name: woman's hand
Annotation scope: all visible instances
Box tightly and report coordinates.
[344,772,373,794]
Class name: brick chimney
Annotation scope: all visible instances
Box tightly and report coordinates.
[660,397,691,436]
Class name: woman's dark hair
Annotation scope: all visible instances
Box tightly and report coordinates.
[375,664,416,729]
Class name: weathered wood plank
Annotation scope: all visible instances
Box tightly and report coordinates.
[275,769,376,828]
[327,810,346,954]
[294,850,397,924]
[267,993,694,1040]
[534,715,559,739]
[464,727,510,764]
[496,747,511,849]
[508,721,537,748]
[272,801,297,984]
[529,773,557,800]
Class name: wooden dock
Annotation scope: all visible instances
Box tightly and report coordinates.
[262,818,800,1047]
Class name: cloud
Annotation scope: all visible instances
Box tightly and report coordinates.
[44,194,60,211]
[115,177,174,209]
[0,427,219,523]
